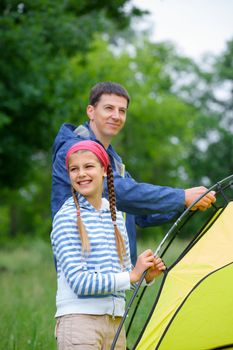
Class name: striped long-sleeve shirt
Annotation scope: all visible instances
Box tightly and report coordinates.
[51,194,132,317]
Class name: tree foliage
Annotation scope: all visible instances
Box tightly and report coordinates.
[185,39,233,185]
[0,0,144,188]
[0,1,232,239]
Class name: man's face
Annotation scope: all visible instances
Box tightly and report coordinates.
[87,94,128,146]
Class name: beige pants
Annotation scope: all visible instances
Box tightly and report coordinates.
[55,314,126,350]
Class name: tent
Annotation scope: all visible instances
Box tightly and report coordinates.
[111,175,233,350]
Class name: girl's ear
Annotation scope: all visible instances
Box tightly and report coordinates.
[103,168,107,177]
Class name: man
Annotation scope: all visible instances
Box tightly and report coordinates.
[52,81,215,264]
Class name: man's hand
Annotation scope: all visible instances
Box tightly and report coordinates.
[185,186,216,211]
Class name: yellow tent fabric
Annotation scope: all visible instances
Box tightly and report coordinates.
[136,202,233,350]
[158,263,233,350]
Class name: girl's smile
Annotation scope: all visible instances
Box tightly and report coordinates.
[68,150,106,209]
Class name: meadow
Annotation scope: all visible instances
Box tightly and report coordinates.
[0,239,56,350]
[0,236,184,350]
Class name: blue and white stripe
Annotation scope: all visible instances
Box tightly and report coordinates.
[51,194,132,317]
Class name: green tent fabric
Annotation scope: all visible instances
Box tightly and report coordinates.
[135,201,233,350]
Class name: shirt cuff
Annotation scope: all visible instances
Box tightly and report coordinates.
[142,278,155,287]
[115,272,130,291]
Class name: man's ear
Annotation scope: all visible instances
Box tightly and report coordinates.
[86,105,94,121]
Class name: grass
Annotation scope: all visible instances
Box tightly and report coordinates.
[0,236,185,350]
[0,239,57,350]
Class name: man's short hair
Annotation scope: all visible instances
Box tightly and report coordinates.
[89,82,130,107]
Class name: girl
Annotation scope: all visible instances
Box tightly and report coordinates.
[51,140,165,350]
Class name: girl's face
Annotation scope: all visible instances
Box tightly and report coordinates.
[68,150,106,202]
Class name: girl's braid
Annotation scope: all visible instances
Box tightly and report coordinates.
[72,187,90,254]
[107,164,126,265]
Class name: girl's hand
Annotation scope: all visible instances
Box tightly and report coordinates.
[145,256,166,283]
[130,249,155,283]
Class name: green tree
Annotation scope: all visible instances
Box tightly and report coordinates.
[2,2,230,239]
[0,0,144,189]
[185,39,233,185]
[0,0,145,237]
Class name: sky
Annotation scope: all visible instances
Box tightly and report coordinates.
[133,0,233,61]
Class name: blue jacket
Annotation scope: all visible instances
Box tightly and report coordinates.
[52,122,185,264]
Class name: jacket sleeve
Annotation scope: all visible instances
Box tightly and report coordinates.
[53,145,184,219]
[135,211,180,228]
[110,170,185,216]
